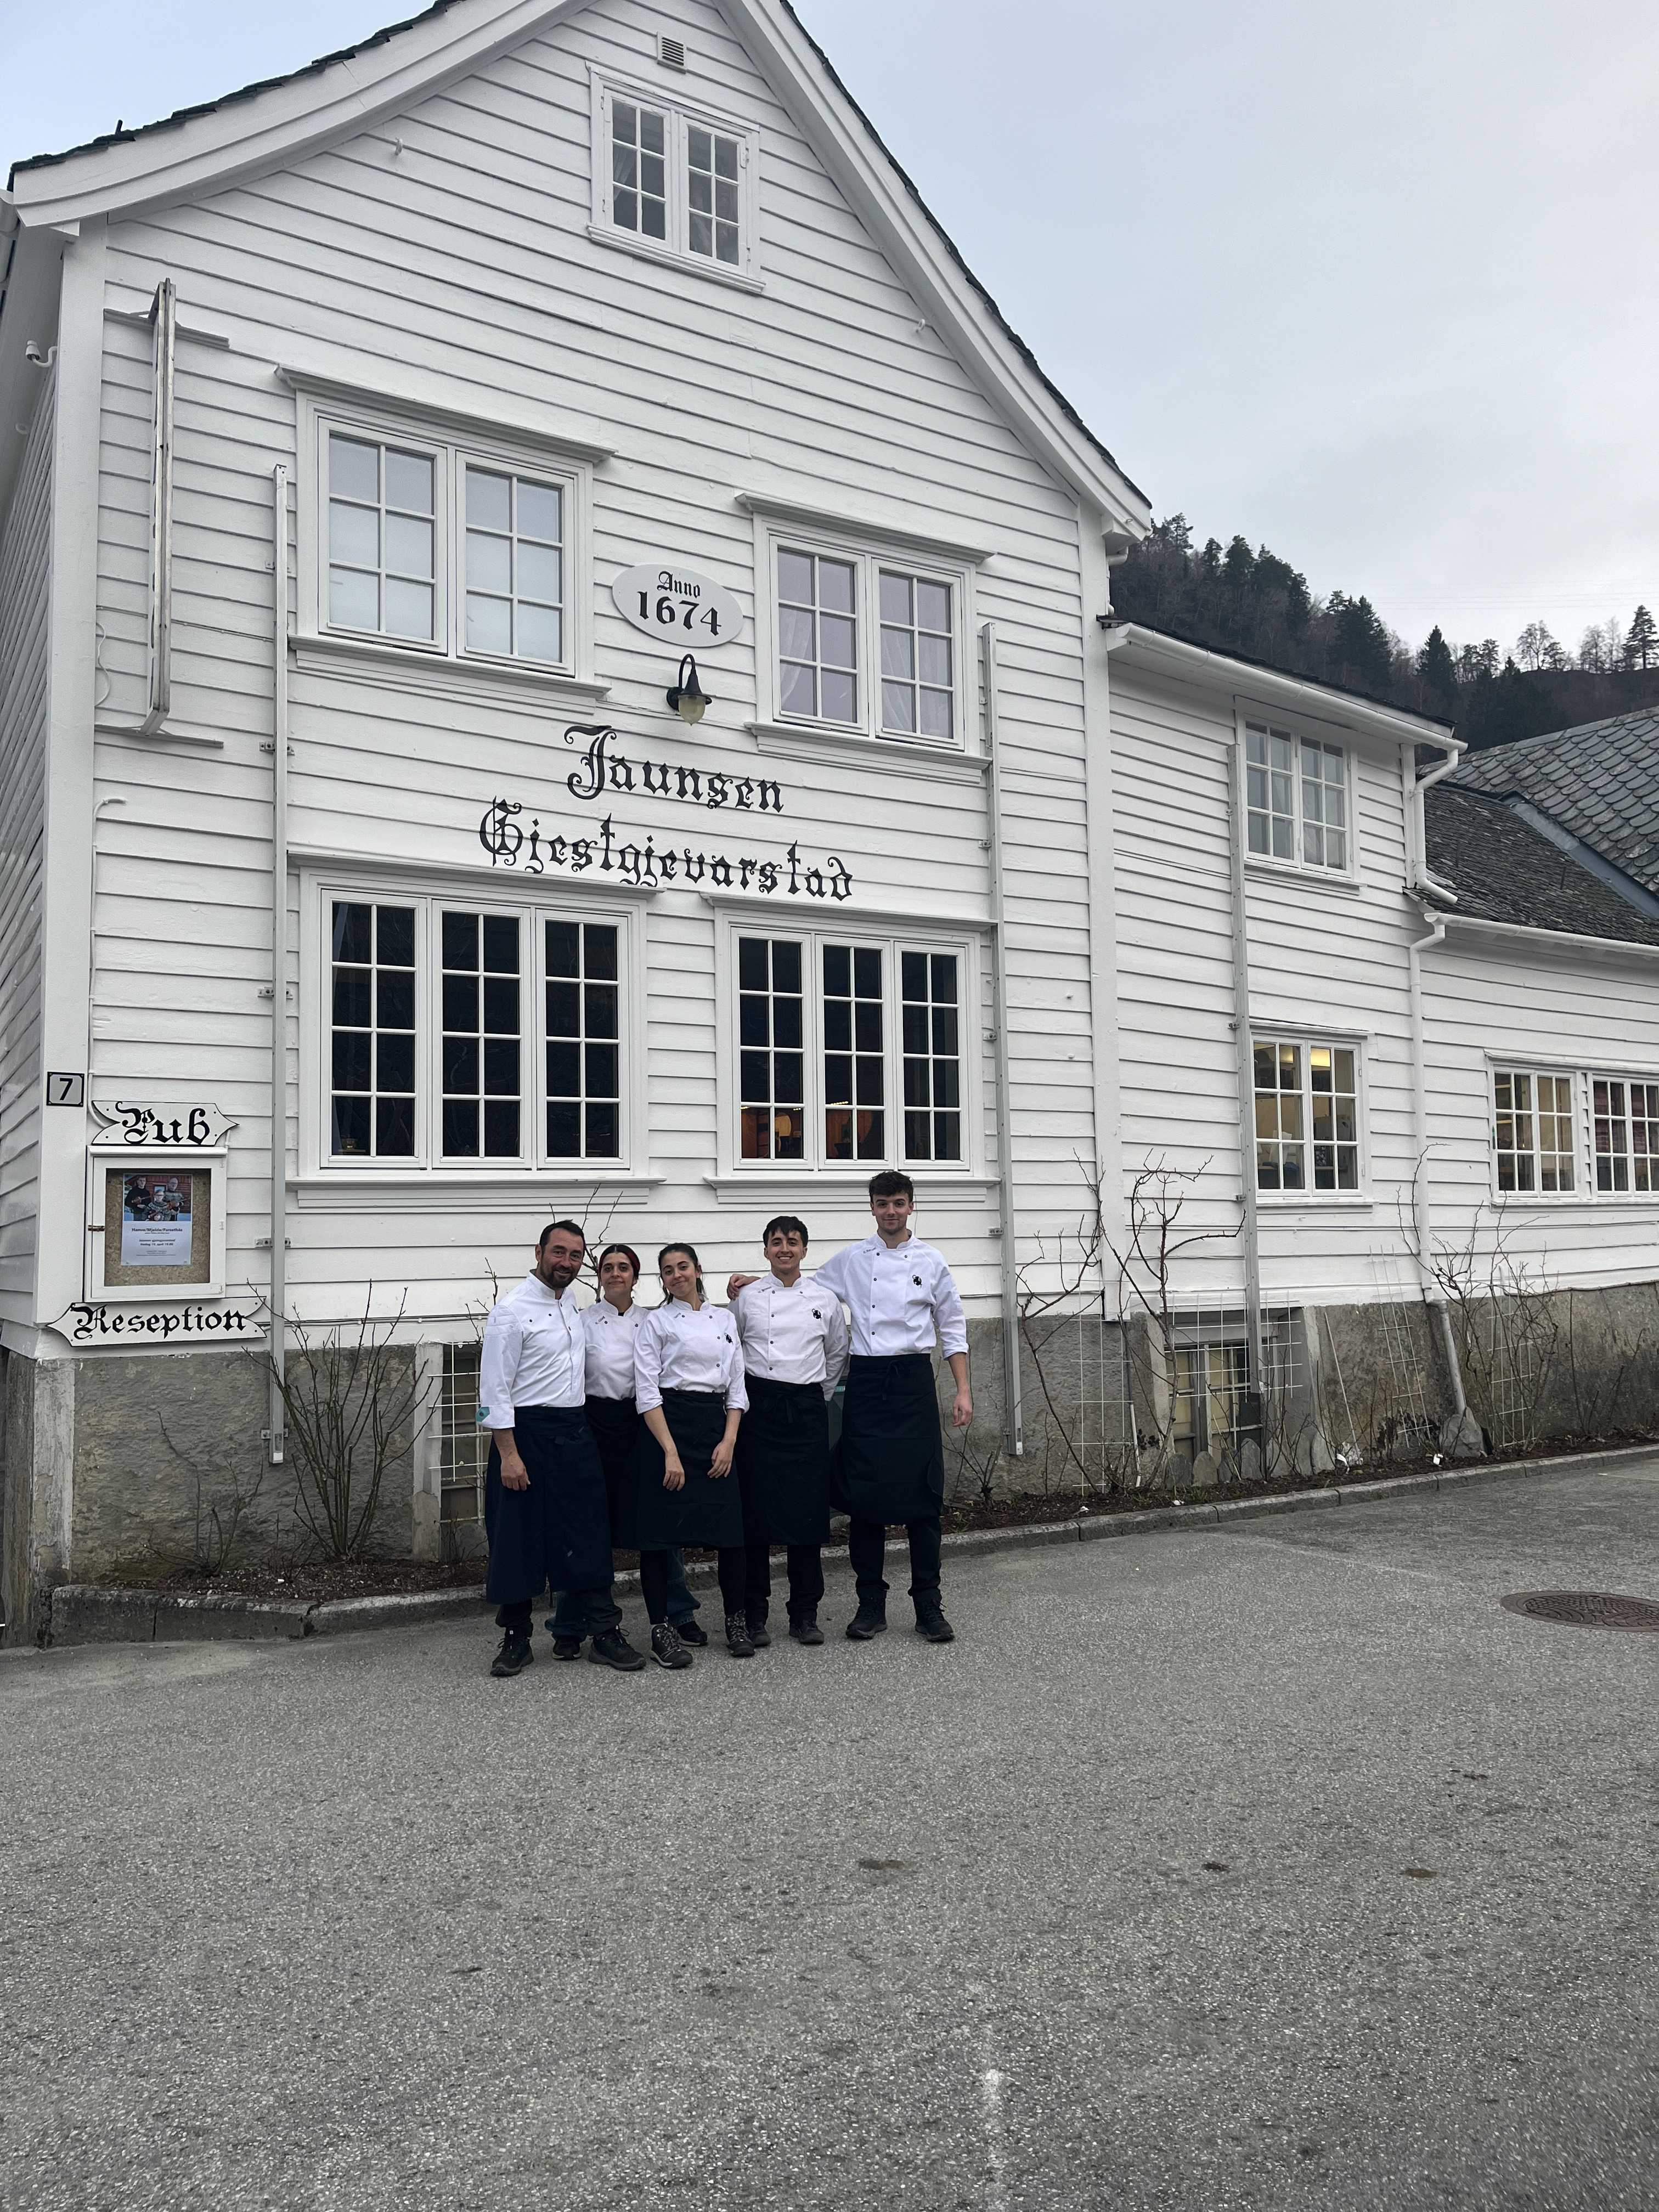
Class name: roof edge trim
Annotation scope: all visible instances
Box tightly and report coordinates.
[1104,622,1460,746]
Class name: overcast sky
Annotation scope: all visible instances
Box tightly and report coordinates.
[5,0,1655,658]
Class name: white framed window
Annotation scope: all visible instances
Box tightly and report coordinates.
[758,526,972,750]
[312,883,636,1174]
[1591,1076,1659,1196]
[1245,720,1351,872]
[1252,1035,1361,1195]
[300,395,591,680]
[590,74,760,284]
[1492,1068,1576,1196]
[725,923,974,1171]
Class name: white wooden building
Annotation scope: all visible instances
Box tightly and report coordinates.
[2,0,1655,1632]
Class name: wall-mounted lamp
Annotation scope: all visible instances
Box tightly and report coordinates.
[666,653,712,725]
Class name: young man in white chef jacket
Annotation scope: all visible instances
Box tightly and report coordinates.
[730,1215,850,1646]
[732,1171,970,1642]
[478,1219,645,1678]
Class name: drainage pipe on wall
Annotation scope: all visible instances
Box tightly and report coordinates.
[980,622,1023,1459]
[267,463,289,1465]
[1226,712,1263,1391]
[1407,902,1475,1439]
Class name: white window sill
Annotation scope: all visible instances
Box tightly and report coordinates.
[1256,1195,1375,1211]
[585,223,765,295]
[746,719,989,783]
[1244,856,1364,896]
[294,631,610,709]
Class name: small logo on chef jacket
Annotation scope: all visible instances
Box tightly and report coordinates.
[913,1275,922,1285]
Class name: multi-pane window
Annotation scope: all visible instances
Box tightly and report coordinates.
[330,901,417,1158]
[902,952,962,1163]
[326,434,437,642]
[687,124,740,264]
[1245,721,1348,871]
[546,922,621,1159]
[879,572,953,740]
[463,469,564,664]
[610,99,668,240]
[778,550,858,724]
[1593,1078,1659,1194]
[1253,1037,1359,1193]
[823,945,885,1160]
[738,937,806,1160]
[441,912,521,1159]
[1300,741,1347,868]
[1493,1069,1576,1194]
[1172,1340,1250,1468]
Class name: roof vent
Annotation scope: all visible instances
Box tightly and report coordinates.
[658,33,687,70]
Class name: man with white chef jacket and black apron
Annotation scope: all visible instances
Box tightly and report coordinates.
[811,1170,970,1644]
[478,1219,645,1678]
[731,1215,850,1646]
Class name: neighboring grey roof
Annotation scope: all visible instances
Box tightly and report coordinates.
[1447,707,1659,895]
[1423,785,1659,949]
[5,0,1144,511]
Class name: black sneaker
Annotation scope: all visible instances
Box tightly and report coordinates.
[587,1628,646,1673]
[788,1614,825,1646]
[490,1628,534,1677]
[915,1601,955,1644]
[672,1617,708,1647]
[651,1623,693,1670]
[725,1612,757,1657]
[550,1635,584,1661]
[747,1612,772,1649]
[845,1604,887,1641]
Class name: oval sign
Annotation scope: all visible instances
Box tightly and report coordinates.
[612,560,744,650]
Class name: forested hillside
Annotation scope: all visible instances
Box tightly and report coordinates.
[1112,517,1659,749]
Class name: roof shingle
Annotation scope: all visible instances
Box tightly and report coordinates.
[1448,707,1659,895]
[1423,784,1659,948]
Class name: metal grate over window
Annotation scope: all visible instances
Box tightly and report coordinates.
[441,1342,487,1525]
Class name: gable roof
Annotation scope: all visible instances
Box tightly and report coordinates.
[2,0,1148,532]
[1423,784,1659,950]
[1447,706,1659,896]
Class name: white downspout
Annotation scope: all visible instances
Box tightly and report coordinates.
[139,279,175,736]
[1227,710,1263,1392]
[981,622,1023,1459]
[267,464,289,1464]
[1403,736,1462,904]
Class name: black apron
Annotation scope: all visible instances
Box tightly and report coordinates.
[832,1354,945,1525]
[484,1403,613,1605]
[736,1375,832,1545]
[633,1389,746,1550]
[584,1392,644,1549]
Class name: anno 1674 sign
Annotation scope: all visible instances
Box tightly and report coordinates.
[612,561,744,648]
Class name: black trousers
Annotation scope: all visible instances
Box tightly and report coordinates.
[641,1547,746,1624]
[848,1515,942,1607]
[499,1590,619,1634]
[745,1542,825,1620]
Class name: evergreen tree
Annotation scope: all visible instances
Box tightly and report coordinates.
[1626,606,1657,670]
[1417,625,1457,706]
[1330,592,1394,693]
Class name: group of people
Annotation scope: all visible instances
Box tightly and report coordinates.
[478,1169,972,1675]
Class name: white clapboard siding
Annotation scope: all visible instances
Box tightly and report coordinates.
[1421,933,1659,1292]
[79,0,1101,1328]
[0,377,55,1321]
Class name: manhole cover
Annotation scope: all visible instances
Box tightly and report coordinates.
[1500,1591,1659,1632]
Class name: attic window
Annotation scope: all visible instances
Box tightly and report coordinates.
[658,33,687,70]
[591,76,760,285]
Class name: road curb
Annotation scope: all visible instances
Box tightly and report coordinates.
[42,1440,1651,1647]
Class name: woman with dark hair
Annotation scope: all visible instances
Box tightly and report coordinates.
[633,1242,752,1666]
[547,1243,705,1656]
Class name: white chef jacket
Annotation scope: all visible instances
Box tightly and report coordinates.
[811,1234,968,1361]
[582,1298,641,1401]
[478,1273,585,1429]
[634,1299,749,1414]
[732,1274,850,1400]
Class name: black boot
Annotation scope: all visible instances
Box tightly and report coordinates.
[746,1609,772,1649]
[914,1598,955,1644]
[588,1627,647,1672]
[845,1600,887,1641]
[549,1635,584,1661]
[673,1616,708,1647]
[788,1612,825,1646]
[490,1626,534,1677]
[651,1623,693,1671]
[725,1612,756,1657]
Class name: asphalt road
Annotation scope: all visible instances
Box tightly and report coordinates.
[3,1460,1656,2212]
